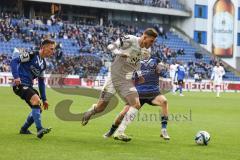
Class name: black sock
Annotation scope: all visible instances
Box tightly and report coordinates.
[161,116,168,129]
[110,124,118,133]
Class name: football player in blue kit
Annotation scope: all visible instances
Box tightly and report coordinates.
[10,39,56,139]
[174,62,185,96]
[104,57,170,141]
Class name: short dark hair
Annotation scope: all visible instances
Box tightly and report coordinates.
[41,39,56,47]
[144,28,158,38]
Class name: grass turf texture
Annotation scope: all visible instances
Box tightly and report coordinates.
[0,87,239,160]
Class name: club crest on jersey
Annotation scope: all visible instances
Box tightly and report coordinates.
[23,86,28,90]
[149,59,155,67]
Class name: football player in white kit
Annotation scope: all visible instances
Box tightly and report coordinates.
[81,28,158,142]
[169,61,178,94]
[211,62,225,97]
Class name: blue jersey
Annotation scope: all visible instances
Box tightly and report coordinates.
[175,65,185,81]
[135,58,160,96]
[10,51,47,101]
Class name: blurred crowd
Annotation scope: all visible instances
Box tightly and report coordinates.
[0,11,226,80]
[0,54,11,72]
[98,0,181,9]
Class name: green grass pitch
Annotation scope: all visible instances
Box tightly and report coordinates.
[0,87,239,160]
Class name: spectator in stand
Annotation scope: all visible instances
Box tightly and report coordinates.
[177,48,185,55]
[158,26,167,39]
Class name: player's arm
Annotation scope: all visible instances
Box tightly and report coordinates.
[222,67,225,76]
[107,35,132,55]
[174,67,178,83]
[156,62,167,74]
[210,68,215,80]
[38,72,48,110]
[10,57,21,85]
[136,70,145,84]
[10,51,33,85]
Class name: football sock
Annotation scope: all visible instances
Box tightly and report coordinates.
[161,116,168,129]
[109,124,118,133]
[22,112,34,130]
[175,87,179,92]
[216,86,220,96]
[172,85,176,92]
[179,85,182,94]
[32,107,43,131]
[115,107,138,134]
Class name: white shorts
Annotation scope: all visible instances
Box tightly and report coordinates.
[100,77,138,102]
[214,79,222,86]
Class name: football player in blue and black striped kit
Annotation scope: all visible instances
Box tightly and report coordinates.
[10,39,56,139]
[104,57,170,141]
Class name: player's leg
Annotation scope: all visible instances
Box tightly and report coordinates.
[171,77,176,94]
[20,111,34,134]
[113,91,141,142]
[214,80,221,97]
[151,95,170,140]
[104,97,146,138]
[13,85,51,138]
[103,105,130,138]
[82,100,109,126]
[28,92,51,139]
[82,78,115,126]
[13,85,34,134]
[23,87,51,138]
[175,82,179,93]
[215,85,220,97]
[178,80,184,96]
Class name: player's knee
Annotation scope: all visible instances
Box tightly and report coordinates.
[163,98,168,104]
[159,96,168,106]
[133,101,141,109]
[30,94,41,106]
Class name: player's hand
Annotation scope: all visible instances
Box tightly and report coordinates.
[43,101,49,110]
[14,78,21,86]
[138,76,145,84]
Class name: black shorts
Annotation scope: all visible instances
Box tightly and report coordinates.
[178,80,184,85]
[139,92,161,106]
[13,84,39,107]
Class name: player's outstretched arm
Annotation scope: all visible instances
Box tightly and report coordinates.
[107,35,133,55]
[38,77,48,110]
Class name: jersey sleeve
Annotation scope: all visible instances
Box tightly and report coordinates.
[19,51,34,63]
[211,68,215,80]
[10,57,21,79]
[107,35,134,55]
[10,51,35,79]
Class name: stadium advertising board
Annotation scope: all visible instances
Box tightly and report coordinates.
[1,72,240,91]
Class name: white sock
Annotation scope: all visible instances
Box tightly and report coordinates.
[172,84,176,92]
[115,107,138,134]
[216,87,220,97]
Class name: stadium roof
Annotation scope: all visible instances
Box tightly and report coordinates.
[24,0,191,17]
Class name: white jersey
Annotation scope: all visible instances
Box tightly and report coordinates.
[101,35,149,101]
[108,35,148,80]
[169,64,178,80]
[211,66,225,85]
